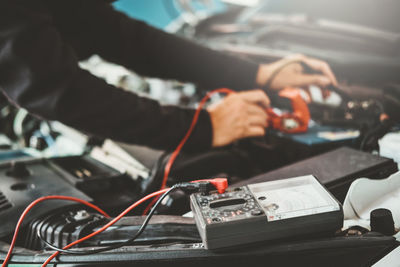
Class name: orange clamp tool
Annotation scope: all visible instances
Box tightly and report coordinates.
[266,88,310,134]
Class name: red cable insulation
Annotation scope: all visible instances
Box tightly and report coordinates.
[142,88,234,214]
[2,88,234,266]
[1,196,110,267]
[40,188,169,267]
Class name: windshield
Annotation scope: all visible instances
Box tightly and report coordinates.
[253,0,400,32]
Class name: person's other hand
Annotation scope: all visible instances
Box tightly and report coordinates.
[256,54,338,97]
[207,90,270,147]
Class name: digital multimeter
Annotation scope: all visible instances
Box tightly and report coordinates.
[190,175,343,250]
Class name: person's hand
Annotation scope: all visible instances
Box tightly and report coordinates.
[256,54,338,97]
[207,90,270,147]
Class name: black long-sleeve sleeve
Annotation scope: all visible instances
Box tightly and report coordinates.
[0,0,259,152]
[46,0,260,90]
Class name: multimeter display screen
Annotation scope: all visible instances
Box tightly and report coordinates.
[209,198,246,209]
[249,175,340,222]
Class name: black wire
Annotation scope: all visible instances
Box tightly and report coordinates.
[37,186,177,255]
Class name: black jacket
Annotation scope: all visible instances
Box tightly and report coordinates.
[0,0,259,151]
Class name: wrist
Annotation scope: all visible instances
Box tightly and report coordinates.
[207,107,220,147]
[256,64,273,88]
[207,106,229,148]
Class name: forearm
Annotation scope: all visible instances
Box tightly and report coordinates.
[60,1,260,90]
[0,2,213,152]
[54,70,213,151]
[114,23,260,90]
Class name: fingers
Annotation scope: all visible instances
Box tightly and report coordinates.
[301,57,338,87]
[292,74,332,88]
[241,92,268,127]
[247,114,268,128]
[247,104,268,117]
[264,54,338,92]
[244,126,266,138]
[238,90,270,108]
[285,54,338,87]
[208,90,271,147]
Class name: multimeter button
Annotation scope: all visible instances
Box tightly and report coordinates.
[212,217,222,222]
[251,210,263,216]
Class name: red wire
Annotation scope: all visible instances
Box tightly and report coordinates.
[142,88,235,215]
[41,188,169,267]
[1,196,110,267]
[2,88,235,266]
